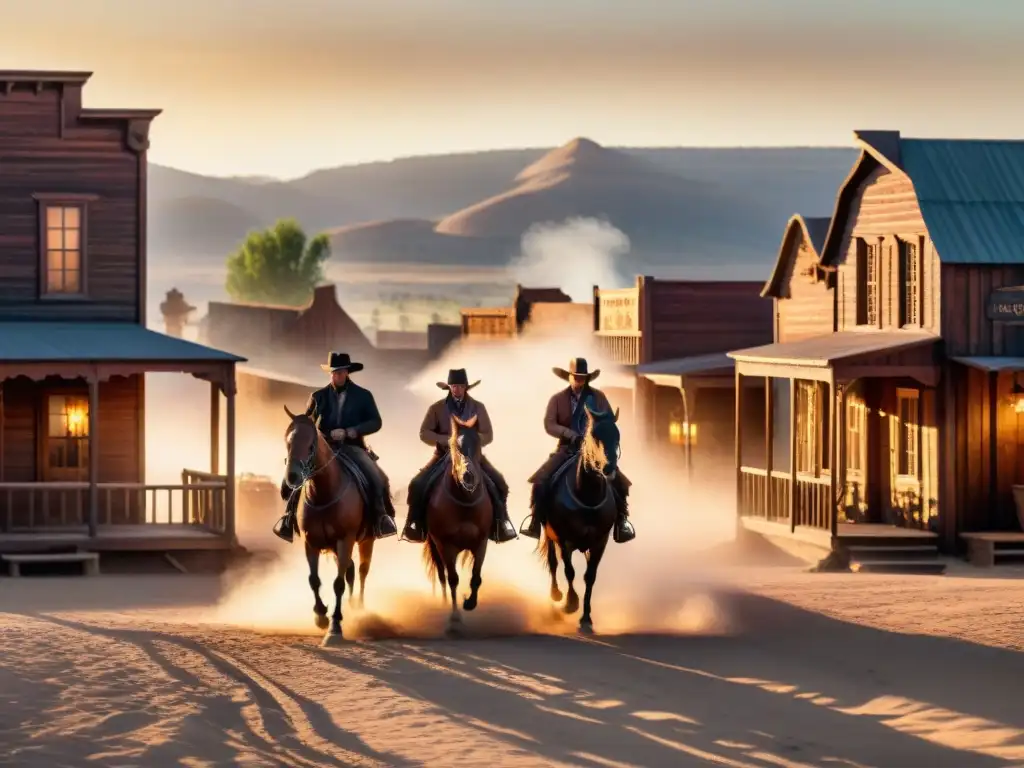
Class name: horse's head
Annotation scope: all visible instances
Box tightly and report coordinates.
[582,404,621,480]
[449,414,482,493]
[283,404,319,489]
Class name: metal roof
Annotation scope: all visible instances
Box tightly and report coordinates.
[0,323,245,363]
[899,139,1024,265]
[728,330,937,367]
[952,356,1024,373]
[636,353,734,383]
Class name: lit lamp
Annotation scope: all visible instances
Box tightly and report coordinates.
[1013,375,1024,414]
[65,403,88,437]
[668,418,697,446]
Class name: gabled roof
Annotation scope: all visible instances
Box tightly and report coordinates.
[761,214,832,298]
[821,130,1024,266]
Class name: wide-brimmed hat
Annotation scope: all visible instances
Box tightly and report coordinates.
[320,352,364,373]
[553,357,600,382]
[437,368,480,390]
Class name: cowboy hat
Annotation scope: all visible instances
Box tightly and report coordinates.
[436,368,480,390]
[553,357,600,382]
[320,351,364,373]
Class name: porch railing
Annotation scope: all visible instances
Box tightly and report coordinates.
[737,466,833,531]
[0,470,229,534]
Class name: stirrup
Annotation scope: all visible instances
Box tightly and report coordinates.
[613,518,635,544]
[519,515,541,539]
[375,515,398,539]
[492,518,518,543]
[272,514,294,543]
[401,520,427,543]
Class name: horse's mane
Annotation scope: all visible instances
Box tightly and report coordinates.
[579,410,609,475]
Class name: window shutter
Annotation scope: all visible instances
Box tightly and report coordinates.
[855,239,867,325]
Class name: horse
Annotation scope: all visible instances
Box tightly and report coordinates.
[282,405,375,646]
[540,404,621,634]
[422,414,493,634]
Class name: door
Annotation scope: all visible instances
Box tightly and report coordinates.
[843,383,869,522]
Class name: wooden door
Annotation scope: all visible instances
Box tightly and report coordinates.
[843,383,869,522]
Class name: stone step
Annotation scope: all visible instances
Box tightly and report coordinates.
[2,552,100,577]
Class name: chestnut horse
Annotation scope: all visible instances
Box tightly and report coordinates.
[540,404,621,634]
[282,405,374,645]
[422,414,493,632]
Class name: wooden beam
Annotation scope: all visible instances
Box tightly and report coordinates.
[989,370,998,524]
[829,374,838,540]
[939,364,957,551]
[789,379,797,531]
[209,382,221,475]
[836,383,847,534]
[734,360,833,382]
[765,376,774,518]
[87,376,100,538]
[225,367,237,543]
[735,368,743,516]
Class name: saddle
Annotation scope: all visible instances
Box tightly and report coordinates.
[329,445,374,514]
[421,454,500,508]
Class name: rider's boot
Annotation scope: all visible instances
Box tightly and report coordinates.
[611,489,635,544]
[490,486,518,543]
[273,492,300,543]
[374,484,398,539]
[401,508,427,543]
[519,483,545,540]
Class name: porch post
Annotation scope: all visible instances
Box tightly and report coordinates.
[764,376,774,517]
[836,382,846,537]
[209,381,221,474]
[988,371,998,522]
[225,366,237,542]
[789,377,797,532]
[735,368,743,515]
[829,373,838,540]
[679,377,695,481]
[88,375,100,538]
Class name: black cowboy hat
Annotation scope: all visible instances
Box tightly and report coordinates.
[553,357,600,382]
[320,351,364,373]
[436,368,480,390]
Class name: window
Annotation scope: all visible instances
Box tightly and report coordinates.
[46,394,89,477]
[796,380,831,475]
[896,389,920,479]
[846,398,867,474]
[35,198,90,297]
[856,239,880,326]
[899,238,921,326]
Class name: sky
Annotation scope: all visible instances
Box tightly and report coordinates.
[3,0,1022,179]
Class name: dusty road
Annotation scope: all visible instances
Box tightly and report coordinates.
[2,568,1024,768]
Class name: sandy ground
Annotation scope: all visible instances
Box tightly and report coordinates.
[2,560,1024,768]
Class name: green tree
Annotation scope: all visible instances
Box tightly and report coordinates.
[225,218,330,306]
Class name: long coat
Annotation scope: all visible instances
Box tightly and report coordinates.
[543,385,613,450]
[419,395,494,458]
[305,382,382,451]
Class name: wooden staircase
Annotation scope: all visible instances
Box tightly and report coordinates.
[839,530,946,575]
[962,532,1024,568]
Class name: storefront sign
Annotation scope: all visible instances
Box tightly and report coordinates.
[987,288,1024,323]
[598,293,639,332]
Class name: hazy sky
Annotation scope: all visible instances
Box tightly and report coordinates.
[3,0,1021,178]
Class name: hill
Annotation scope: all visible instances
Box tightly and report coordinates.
[148,141,858,273]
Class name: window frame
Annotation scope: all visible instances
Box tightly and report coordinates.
[856,237,882,327]
[895,387,921,482]
[33,193,96,300]
[899,235,925,328]
[795,379,831,478]
[39,389,91,482]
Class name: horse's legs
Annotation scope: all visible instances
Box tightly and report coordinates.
[579,539,607,632]
[356,538,374,609]
[559,540,579,615]
[345,561,355,606]
[306,542,328,629]
[462,540,487,612]
[328,537,356,638]
[545,536,563,602]
[443,544,461,625]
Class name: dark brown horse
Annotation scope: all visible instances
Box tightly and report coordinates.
[422,414,493,633]
[282,405,375,645]
[540,404,621,634]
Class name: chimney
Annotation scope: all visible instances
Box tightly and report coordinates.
[159,288,196,338]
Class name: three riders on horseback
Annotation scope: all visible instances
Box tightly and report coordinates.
[274,352,634,547]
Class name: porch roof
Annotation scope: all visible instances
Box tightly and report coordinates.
[0,322,245,363]
[729,330,939,382]
[636,352,734,387]
[952,356,1024,372]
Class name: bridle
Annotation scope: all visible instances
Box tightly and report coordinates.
[285,420,350,511]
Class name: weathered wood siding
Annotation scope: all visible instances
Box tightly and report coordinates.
[0,84,142,321]
[835,166,940,333]
[776,238,834,343]
[646,280,773,361]
[941,264,1024,356]
[0,374,143,525]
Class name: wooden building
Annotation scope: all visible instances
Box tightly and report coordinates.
[732,129,1024,569]
[459,285,579,339]
[0,70,243,555]
[595,276,773,472]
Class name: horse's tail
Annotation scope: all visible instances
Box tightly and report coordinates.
[423,536,445,594]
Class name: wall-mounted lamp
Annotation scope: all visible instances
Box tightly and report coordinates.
[1013,374,1024,414]
[668,418,697,446]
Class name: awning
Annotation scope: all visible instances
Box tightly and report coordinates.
[636,352,734,387]
[952,356,1024,372]
[729,330,939,382]
[238,364,321,388]
[0,322,244,363]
